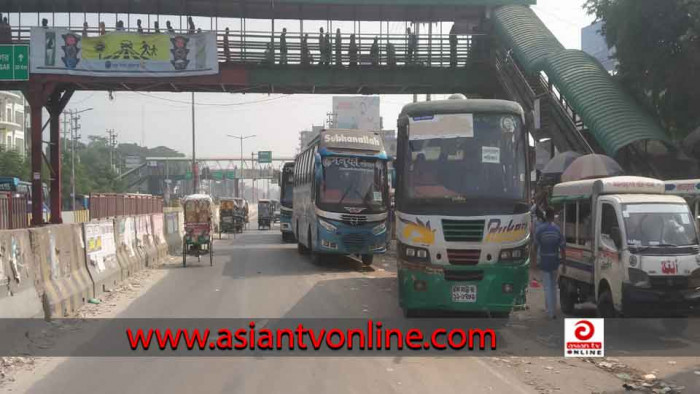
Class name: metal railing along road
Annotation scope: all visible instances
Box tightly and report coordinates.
[89,193,164,220]
[5,26,485,68]
[0,192,28,230]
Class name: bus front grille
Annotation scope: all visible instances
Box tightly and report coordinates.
[341,214,368,226]
[444,270,484,282]
[442,219,485,242]
[342,233,369,252]
[447,249,481,265]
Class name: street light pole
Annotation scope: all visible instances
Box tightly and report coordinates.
[191,92,198,193]
[226,134,256,198]
[66,107,93,211]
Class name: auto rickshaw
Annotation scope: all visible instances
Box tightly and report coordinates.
[258,199,273,230]
[219,197,236,239]
[233,198,247,232]
[182,194,214,266]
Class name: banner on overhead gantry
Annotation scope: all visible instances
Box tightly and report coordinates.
[30,28,219,77]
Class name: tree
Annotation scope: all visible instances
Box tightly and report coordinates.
[0,145,29,179]
[585,0,700,141]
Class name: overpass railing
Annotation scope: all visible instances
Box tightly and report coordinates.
[89,193,163,220]
[5,26,485,68]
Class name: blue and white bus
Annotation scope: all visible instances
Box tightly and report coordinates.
[292,129,390,265]
[279,162,296,242]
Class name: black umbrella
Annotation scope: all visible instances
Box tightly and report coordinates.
[539,151,582,184]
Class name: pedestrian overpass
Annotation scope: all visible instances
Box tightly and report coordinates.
[0,0,689,225]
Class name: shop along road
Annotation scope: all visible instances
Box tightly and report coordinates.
[12,227,665,394]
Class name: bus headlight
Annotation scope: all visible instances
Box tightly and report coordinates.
[628,267,650,288]
[499,244,529,265]
[318,219,337,232]
[399,242,430,264]
[372,222,386,235]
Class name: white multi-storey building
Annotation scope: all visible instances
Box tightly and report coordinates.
[0,91,27,155]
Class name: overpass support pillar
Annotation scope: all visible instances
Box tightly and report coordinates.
[26,81,73,226]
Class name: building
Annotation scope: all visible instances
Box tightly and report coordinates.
[0,91,27,155]
[581,21,616,72]
[298,125,324,151]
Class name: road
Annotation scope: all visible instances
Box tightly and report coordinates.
[16,227,544,394]
[11,226,693,394]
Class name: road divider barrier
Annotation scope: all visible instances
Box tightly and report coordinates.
[164,211,183,254]
[83,220,120,298]
[0,209,181,319]
[115,216,140,279]
[30,224,93,319]
[151,214,168,263]
[0,229,44,318]
[135,215,158,268]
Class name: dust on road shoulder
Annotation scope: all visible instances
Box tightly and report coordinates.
[0,261,170,392]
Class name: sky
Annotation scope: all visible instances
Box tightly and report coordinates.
[55,0,595,160]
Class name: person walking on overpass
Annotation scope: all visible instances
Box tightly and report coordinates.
[137,19,144,34]
[223,27,231,62]
[449,24,458,67]
[335,28,342,66]
[348,34,358,67]
[406,27,417,65]
[82,22,89,38]
[370,37,379,66]
[324,31,331,66]
[188,17,195,34]
[154,21,160,33]
[166,21,175,34]
[535,207,565,319]
[301,33,311,65]
[279,28,288,65]
[387,42,397,66]
[318,27,325,66]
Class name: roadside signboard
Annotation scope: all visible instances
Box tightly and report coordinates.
[0,44,29,80]
[258,151,272,164]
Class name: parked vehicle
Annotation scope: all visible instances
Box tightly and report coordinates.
[182,194,214,266]
[551,176,700,317]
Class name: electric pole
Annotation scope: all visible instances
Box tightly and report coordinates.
[71,112,82,212]
[106,128,118,171]
[226,133,256,198]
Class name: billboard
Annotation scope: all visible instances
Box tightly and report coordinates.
[30,28,218,77]
[333,96,380,131]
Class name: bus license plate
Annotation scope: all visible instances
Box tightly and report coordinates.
[452,285,477,303]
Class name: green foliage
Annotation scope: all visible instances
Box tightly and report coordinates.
[585,0,700,141]
[0,145,29,180]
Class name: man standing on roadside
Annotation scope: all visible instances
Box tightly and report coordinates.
[535,207,565,319]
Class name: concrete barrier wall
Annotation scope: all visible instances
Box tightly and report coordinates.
[115,216,140,278]
[0,229,44,318]
[164,212,183,254]
[83,220,120,298]
[151,214,168,263]
[136,215,159,268]
[29,224,93,319]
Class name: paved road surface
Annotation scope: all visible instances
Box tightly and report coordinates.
[23,227,539,394]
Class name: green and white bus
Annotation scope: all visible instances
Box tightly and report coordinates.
[395,96,531,317]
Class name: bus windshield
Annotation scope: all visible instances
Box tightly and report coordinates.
[400,113,527,214]
[318,156,387,213]
[623,203,699,247]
